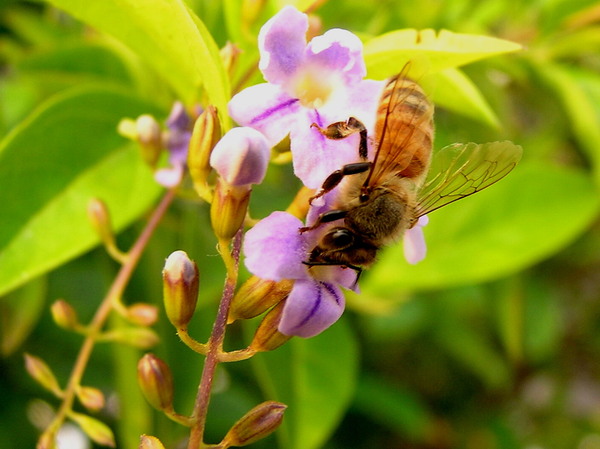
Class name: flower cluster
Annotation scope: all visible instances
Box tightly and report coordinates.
[226,5,428,338]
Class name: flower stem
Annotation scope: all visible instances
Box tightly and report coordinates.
[38,189,177,448]
[187,230,243,449]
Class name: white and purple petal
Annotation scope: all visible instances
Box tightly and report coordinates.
[278,279,345,337]
[244,211,309,281]
[228,83,301,146]
[304,29,366,86]
[258,5,308,85]
[403,215,429,264]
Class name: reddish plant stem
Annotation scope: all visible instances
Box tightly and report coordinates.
[40,189,177,448]
[187,230,243,449]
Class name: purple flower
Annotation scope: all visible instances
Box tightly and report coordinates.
[403,215,428,264]
[244,200,358,338]
[228,5,385,189]
[210,127,270,186]
[155,102,193,187]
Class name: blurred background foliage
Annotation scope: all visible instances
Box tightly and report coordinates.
[1,0,600,448]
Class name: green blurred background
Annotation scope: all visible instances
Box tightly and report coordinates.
[2,0,600,448]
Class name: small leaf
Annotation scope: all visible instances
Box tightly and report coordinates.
[364,28,522,79]
[77,386,106,412]
[24,353,62,396]
[421,68,500,128]
[69,411,116,447]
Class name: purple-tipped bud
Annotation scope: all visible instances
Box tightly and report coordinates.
[77,385,105,412]
[137,354,174,412]
[139,435,166,449]
[229,277,293,323]
[210,127,270,186]
[222,401,287,447]
[51,299,79,330]
[250,301,293,352]
[162,250,199,328]
[24,353,62,397]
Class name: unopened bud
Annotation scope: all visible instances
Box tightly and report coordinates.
[286,186,314,220]
[87,199,115,246]
[126,303,159,326]
[69,411,116,447]
[188,105,221,200]
[51,299,79,330]
[250,301,292,352]
[24,353,62,396]
[139,435,166,449]
[222,401,287,447]
[162,250,199,328]
[136,115,163,167]
[220,42,241,78]
[137,354,174,412]
[104,327,159,349]
[229,277,293,323]
[77,386,105,412]
[210,179,251,241]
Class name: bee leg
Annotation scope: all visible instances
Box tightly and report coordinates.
[309,161,372,204]
[311,117,368,159]
[299,209,348,233]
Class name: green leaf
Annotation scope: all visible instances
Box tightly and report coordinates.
[364,29,522,80]
[532,63,600,185]
[44,0,230,125]
[0,277,46,355]
[0,86,162,296]
[421,67,500,128]
[364,162,600,293]
[353,374,433,441]
[252,317,358,449]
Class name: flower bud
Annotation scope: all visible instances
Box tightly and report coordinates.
[220,42,241,79]
[24,353,62,396]
[222,401,287,447]
[210,127,270,187]
[210,178,252,242]
[286,186,314,220]
[188,105,221,199]
[77,385,105,412]
[104,327,159,349]
[250,301,292,352]
[162,250,199,328]
[51,299,79,330]
[69,411,116,447]
[229,277,293,323]
[87,198,115,246]
[137,354,174,412]
[136,114,163,167]
[126,303,159,326]
[139,435,166,449]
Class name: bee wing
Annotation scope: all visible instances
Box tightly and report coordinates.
[414,141,523,218]
[366,74,434,187]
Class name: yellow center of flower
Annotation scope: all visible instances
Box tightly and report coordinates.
[292,67,337,109]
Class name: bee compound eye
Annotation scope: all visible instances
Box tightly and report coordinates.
[330,229,354,248]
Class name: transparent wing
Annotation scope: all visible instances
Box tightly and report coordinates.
[414,141,523,217]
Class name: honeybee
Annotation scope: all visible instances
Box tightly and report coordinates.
[300,71,522,274]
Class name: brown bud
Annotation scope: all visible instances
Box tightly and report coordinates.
[137,354,174,412]
[139,435,166,449]
[77,385,105,412]
[24,353,62,397]
[222,401,287,447]
[69,411,116,447]
[210,179,251,242]
[250,301,292,352]
[126,303,159,326]
[50,299,79,330]
[188,105,221,200]
[229,277,293,323]
[220,42,241,79]
[162,250,199,328]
